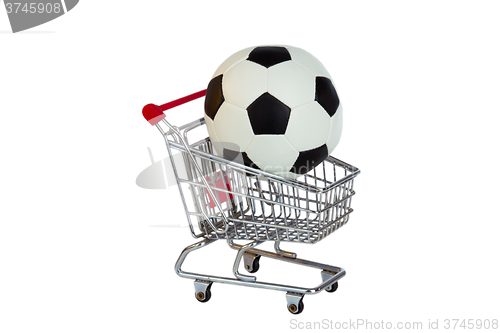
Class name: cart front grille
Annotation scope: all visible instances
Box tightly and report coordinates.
[167,131,359,244]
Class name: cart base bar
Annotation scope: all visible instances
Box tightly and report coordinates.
[175,237,346,314]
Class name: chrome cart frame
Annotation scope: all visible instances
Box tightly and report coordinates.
[142,90,360,314]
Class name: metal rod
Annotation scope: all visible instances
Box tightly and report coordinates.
[175,238,346,295]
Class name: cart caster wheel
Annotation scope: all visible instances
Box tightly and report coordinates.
[286,292,305,314]
[194,280,212,303]
[243,253,261,273]
[244,254,261,273]
[326,282,338,293]
[195,285,212,303]
[288,300,304,314]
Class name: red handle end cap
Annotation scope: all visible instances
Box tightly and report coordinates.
[143,104,166,126]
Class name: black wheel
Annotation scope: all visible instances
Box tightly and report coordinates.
[288,300,304,314]
[326,282,338,293]
[195,284,212,303]
[245,255,261,273]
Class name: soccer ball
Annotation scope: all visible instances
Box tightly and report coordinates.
[204,45,342,179]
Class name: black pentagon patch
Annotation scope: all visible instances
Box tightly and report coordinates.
[290,144,328,175]
[242,152,260,170]
[247,46,292,68]
[315,77,340,117]
[205,75,224,120]
[247,93,291,135]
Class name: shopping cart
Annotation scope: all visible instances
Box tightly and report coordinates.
[142,90,360,314]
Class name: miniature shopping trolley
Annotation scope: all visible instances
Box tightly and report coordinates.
[142,90,360,314]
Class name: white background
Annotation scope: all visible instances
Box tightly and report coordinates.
[1,1,499,332]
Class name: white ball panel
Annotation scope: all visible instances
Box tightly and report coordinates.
[245,135,299,174]
[326,104,343,153]
[212,46,254,77]
[286,46,332,80]
[267,61,315,108]
[204,115,223,156]
[223,61,268,109]
[213,102,254,152]
[285,101,331,152]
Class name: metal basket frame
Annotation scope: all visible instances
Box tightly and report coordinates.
[143,90,360,314]
[158,117,359,244]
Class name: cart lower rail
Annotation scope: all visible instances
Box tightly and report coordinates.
[175,237,346,314]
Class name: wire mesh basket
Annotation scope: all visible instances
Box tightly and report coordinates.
[161,117,359,244]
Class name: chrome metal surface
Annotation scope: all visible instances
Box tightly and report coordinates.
[242,252,260,273]
[175,237,346,295]
[274,240,297,258]
[157,119,229,234]
[228,239,264,282]
[286,292,305,314]
[321,270,339,292]
[194,280,212,302]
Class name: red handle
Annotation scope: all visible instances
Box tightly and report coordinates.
[143,89,207,125]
